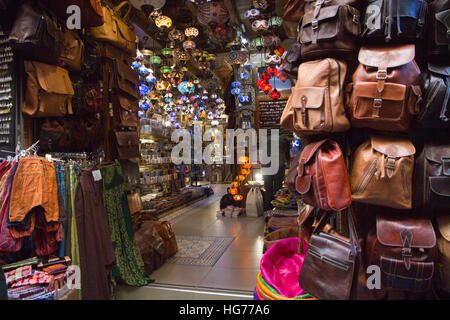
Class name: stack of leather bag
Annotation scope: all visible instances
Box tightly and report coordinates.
[7,0,140,159]
[280,0,450,300]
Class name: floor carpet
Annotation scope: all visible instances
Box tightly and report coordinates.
[167,235,235,267]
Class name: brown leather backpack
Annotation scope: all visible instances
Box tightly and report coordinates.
[366,214,437,293]
[350,135,415,210]
[414,141,450,210]
[283,0,306,39]
[58,29,84,72]
[23,61,74,118]
[112,131,140,160]
[347,45,422,132]
[134,221,166,275]
[428,0,450,62]
[296,139,352,211]
[150,221,178,260]
[281,58,350,135]
[436,214,450,293]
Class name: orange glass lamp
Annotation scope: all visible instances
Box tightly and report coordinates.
[233,195,244,201]
[238,175,246,181]
[229,188,239,195]
[240,169,250,175]
[242,163,252,169]
[231,182,239,188]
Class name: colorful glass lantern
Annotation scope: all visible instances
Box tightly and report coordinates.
[238,175,246,181]
[229,188,239,195]
[269,16,283,28]
[132,61,142,69]
[199,62,209,70]
[156,80,171,91]
[146,75,157,83]
[239,72,249,80]
[242,163,252,169]
[264,35,281,48]
[252,19,269,32]
[173,49,189,62]
[240,169,250,175]
[183,40,196,51]
[214,24,236,43]
[232,81,242,88]
[231,182,239,188]
[139,83,150,96]
[239,95,251,103]
[231,88,241,95]
[138,66,150,75]
[265,54,282,65]
[197,2,230,27]
[138,110,145,118]
[140,102,150,110]
[245,8,261,20]
[168,29,185,42]
[252,37,265,50]
[161,48,173,56]
[154,15,172,29]
[185,27,199,38]
[239,156,249,163]
[262,83,273,93]
[178,81,195,94]
[150,56,162,64]
[160,66,172,74]
[270,89,281,100]
[192,49,203,58]
[225,50,248,65]
[253,0,268,10]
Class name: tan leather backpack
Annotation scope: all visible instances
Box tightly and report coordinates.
[350,135,415,210]
[281,58,350,135]
[346,45,422,132]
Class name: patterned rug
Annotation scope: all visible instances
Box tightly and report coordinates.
[167,235,235,267]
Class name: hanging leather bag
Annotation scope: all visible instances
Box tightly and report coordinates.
[150,221,178,260]
[427,0,450,61]
[40,0,104,28]
[127,191,143,215]
[350,135,415,210]
[347,45,422,132]
[417,64,449,127]
[58,29,84,72]
[134,221,166,275]
[298,4,361,60]
[299,211,360,300]
[112,131,140,159]
[366,214,437,293]
[23,61,74,118]
[88,1,137,56]
[296,139,352,211]
[436,214,450,293]
[414,140,450,210]
[283,0,306,39]
[8,2,64,65]
[361,0,427,43]
[282,58,350,135]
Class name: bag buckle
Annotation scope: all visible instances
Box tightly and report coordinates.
[311,19,319,30]
[353,14,360,23]
[402,248,412,258]
[373,98,383,108]
[376,70,388,80]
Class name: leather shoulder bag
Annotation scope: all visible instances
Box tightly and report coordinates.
[112,131,140,160]
[436,214,450,293]
[414,140,450,210]
[362,0,427,43]
[134,221,166,275]
[58,29,84,72]
[40,0,104,28]
[417,64,449,127]
[88,1,137,56]
[428,0,450,61]
[347,45,422,132]
[282,58,350,135]
[296,139,352,211]
[150,221,178,260]
[299,210,360,300]
[23,61,74,118]
[127,191,143,215]
[350,135,415,210]
[366,213,437,293]
[283,0,306,39]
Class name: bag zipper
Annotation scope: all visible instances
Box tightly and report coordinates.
[355,159,378,194]
[401,162,410,201]
[309,247,350,271]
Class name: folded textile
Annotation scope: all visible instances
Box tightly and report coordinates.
[5,265,32,285]
[11,271,52,288]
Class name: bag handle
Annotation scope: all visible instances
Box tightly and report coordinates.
[297,205,316,255]
[114,1,132,20]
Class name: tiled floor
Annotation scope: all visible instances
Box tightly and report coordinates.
[116,184,265,300]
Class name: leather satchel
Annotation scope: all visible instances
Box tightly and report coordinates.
[417,64,449,127]
[281,58,350,135]
[414,140,450,210]
[350,135,415,210]
[436,214,450,293]
[134,221,166,275]
[127,191,143,215]
[8,2,64,65]
[347,45,422,132]
[88,1,137,56]
[23,61,74,118]
[366,214,437,293]
[361,0,427,43]
[58,29,84,72]
[151,221,178,260]
[40,0,104,28]
[112,131,140,160]
[298,4,361,60]
[295,139,352,211]
[299,211,360,300]
[428,0,450,61]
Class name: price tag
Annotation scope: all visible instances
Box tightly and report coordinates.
[45,154,52,162]
[92,170,102,181]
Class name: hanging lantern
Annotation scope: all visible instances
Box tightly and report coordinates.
[262,83,273,93]
[154,15,172,29]
[150,56,162,64]
[183,40,196,51]
[168,29,185,42]
[178,81,195,94]
[239,72,249,80]
[265,54,282,65]
[231,182,239,188]
[213,24,236,43]
[140,102,151,110]
[274,47,285,57]
[197,2,230,27]
[252,37,265,50]
[231,88,241,95]
[161,47,173,56]
[232,81,242,88]
[252,19,269,32]
[139,83,150,96]
[138,66,150,75]
[239,156,249,163]
[240,169,250,175]
[229,188,239,195]
[173,48,189,62]
[191,49,203,59]
[131,61,142,69]
[269,16,283,28]
[242,163,252,169]
[238,175,246,181]
[264,35,281,48]
[245,8,261,20]
[244,62,254,71]
[199,61,209,70]
[225,50,248,65]
[160,66,172,74]
[185,27,199,38]
[156,80,171,91]
[238,95,251,103]
[270,89,281,100]
[253,0,268,10]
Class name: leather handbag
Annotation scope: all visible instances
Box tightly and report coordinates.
[127,191,143,215]
[346,45,422,132]
[427,0,450,61]
[8,2,64,65]
[112,58,140,99]
[40,0,104,28]
[366,213,437,293]
[134,221,166,275]
[23,61,74,118]
[83,82,103,115]
[417,64,449,127]
[414,140,450,210]
[298,4,361,60]
[361,0,427,43]
[58,29,84,72]
[112,131,140,159]
[295,139,352,211]
[436,214,450,293]
[150,221,178,259]
[112,94,139,128]
[299,211,360,300]
[350,135,415,210]
[281,58,350,135]
[88,1,137,56]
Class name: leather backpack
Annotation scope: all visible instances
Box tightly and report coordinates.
[281,58,350,135]
[346,45,422,132]
[366,214,437,293]
[350,135,415,210]
[414,140,450,210]
[58,29,84,72]
[427,0,450,61]
[40,0,104,28]
[8,3,64,65]
[417,64,449,127]
[283,0,306,39]
[298,3,361,60]
[361,0,427,43]
[436,214,450,293]
[23,61,74,118]
[127,191,143,215]
[150,221,178,260]
[112,131,140,160]
[295,139,352,211]
[134,221,166,275]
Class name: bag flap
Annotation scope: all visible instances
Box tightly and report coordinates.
[424,142,450,165]
[436,214,450,242]
[380,257,434,281]
[299,139,328,165]
[296,175,312,194]
[118,95,139,112]
[303,4,340,25]
[115,60,139,98]
[358,45,415,68]
[435,9,450,29]
[115,16,136,42]
[291,87,325,109]
[32,61,74,95]
[371,135,416,158]
[376,215,436,248]
[429,176,450,197]
[428,63,450,77]
[353,82,406,101]
[115,131,139,147]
